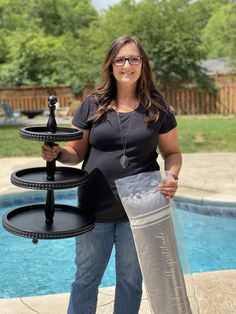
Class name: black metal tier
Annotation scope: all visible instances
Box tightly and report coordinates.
[20,126,83,142]
[11,167,88,190]
[2,95,94,242]
[2,204,94,240]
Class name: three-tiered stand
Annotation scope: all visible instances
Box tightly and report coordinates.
[2,96,94,243]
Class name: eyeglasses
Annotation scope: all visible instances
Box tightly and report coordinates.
[113,56,142,67]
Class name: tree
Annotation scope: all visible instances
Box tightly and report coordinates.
[134,0,207,84]
[0,0,224,90]
[28,0,98,37]
[87,0,211,88]
[0,0,36,32]
[0,30,9,64]
[190,0,232,31]
[68,0,212,91]
[0,0,99,87]
[0,32,67,85]
[201,2,236,64]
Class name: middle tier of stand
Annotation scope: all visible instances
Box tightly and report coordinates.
[11,167,88,190]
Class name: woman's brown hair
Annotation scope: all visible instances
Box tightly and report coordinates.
[91,35,173,123]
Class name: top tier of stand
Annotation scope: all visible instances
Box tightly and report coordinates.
[20,126,83,142]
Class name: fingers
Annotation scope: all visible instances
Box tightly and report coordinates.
[159,180,178,200]
[41,143,61,161]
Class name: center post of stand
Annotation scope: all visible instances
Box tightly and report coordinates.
[45,95,58,224]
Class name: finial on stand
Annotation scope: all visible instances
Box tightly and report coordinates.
[47,95,57,133]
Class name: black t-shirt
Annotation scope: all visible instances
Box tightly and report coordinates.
[72,95,177,222]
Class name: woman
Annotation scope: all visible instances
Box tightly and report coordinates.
[42,35,182,314]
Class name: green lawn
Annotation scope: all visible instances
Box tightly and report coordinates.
[0,124,43,157]
[177,115,236,153]
[0,115,236,157]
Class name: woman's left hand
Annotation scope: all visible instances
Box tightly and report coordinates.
[159,175,178,200]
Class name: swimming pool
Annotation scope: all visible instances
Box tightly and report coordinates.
[0,191,235,298]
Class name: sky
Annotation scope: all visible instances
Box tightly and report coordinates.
[92,0,120,10]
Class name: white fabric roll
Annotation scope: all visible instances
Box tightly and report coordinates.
[115,171,196,314]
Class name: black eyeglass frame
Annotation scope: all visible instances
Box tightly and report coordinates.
[113,56,142,67]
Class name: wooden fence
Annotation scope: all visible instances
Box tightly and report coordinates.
[163,84,236,114]
[0,84,236,115]
[0,85,73,112]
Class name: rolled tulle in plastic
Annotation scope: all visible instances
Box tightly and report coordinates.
[115,171,197,314]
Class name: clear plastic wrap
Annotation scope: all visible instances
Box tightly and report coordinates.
[115,171,198,314]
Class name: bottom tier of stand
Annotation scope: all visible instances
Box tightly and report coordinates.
[2,204,94,241]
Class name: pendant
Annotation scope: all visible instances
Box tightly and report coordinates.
[120,154,129,169]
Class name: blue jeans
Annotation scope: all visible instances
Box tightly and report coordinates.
[67,222,142,314]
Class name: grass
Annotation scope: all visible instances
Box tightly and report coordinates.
[0,125,42,157]
[0,115,236,157]
[177,115,236,153]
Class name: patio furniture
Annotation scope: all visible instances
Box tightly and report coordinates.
[1,103,21,122]
[20,110,44,119]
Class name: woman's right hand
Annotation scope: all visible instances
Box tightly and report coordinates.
[41,142,62,162]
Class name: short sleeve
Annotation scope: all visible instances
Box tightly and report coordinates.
[159,110,177,134]
[72,95,97,129]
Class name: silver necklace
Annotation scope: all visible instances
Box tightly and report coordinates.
[116,111,136,169]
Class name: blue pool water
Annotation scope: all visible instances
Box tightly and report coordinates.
[176,208,236,272]
[0,191,235,298]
